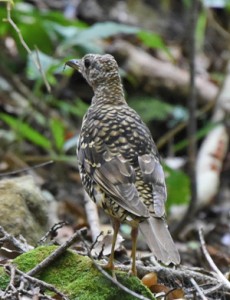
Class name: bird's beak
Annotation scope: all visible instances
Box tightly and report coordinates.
[65,59,81,71]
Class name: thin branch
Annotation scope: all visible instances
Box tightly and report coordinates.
[3,1,51,92]
[0,160,53,177]
[3,264,68,300]
[124,264,222,287]
[27,228,83,277]
[198,227,230,290]
[38,221,69,245]
[13,265,68,300]
[0,226,31,253]
[190,278,207,300]
[172,0,199,237]
[34,46,51,92]
[156,100,215,150]
[4,264,17,296]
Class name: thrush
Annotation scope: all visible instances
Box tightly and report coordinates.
[66,54,180,275]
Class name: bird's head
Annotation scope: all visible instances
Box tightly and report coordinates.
[66,54,121,90]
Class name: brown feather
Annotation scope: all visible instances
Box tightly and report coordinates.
[139,218,180,265]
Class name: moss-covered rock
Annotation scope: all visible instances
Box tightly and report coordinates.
[0,246,155,300]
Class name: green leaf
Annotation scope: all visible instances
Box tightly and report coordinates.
[54,99,89,118]
[61,21,139,53]
[138,31,166,49]
[138,30,172,59]
[50,117,65,152]
[26,50,62,82]
[165,166,190,210]
[0,113,51,150]
[128,97,173,123]
[195,10,207,51]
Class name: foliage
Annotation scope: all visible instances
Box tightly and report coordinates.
[0,113,67,154]
[0,1,172,145]
[165,166,190,210]
[129,97,173,123]
[0,1,194,210]
[0,2,170,79]
[138,31,173,60]
[128,97,188,124]
[195,10,207,51]
[0,113,52,151]
[53,98,89,119]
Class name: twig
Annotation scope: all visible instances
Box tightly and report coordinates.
[3,1,51,92]
[201,282,224,296]
[27,228,83,277]
[89,231,103,251]
[206,7,230,41]
[77,231,152,300]
[121,263,229,298]
[120,263,223,287]
[198,227,230,290]
[0,160,53,177]
[38,221,69,245]
[0,226,31,253]
[4,264,69,300]
[34,46,51,92]
[172,0,198,237]
[190,278,207,300]
[15,265,68,299]
[156,100,215,150]
[4,264,17,296]
[84,191,101,241]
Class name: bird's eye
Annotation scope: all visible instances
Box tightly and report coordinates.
[84,58,91,69]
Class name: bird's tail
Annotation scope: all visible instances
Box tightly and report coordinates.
[139,217,180,265]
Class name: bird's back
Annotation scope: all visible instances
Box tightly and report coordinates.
[78,101,166,225]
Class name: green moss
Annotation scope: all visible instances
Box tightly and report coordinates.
[68,270,154,300]
[0,246,155,300]
[0,267,10,290]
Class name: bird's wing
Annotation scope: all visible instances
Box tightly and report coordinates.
[78,146,149,218]
[138,154,167,217]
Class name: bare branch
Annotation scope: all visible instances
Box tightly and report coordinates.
[172,0,199,237]
[0,160,53,177]
[3,264,69,300]
[27,228,83,277]
[38,221,69,245]
[3,1,51,92]
[190,277,207,300]
[0,226,31,253]
[198,227,230,290]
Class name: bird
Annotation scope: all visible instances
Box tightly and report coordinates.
[66,54,180,275]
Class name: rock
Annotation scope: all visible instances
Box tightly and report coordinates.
[0,175,51,245]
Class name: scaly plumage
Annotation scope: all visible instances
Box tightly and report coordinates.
[66,54,180,275]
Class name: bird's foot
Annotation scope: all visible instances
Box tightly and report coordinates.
[128,267,137,276]
[103,262,117,279]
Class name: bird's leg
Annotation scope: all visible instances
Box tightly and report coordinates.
[130,226,138,276]
[105,218,120,271]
